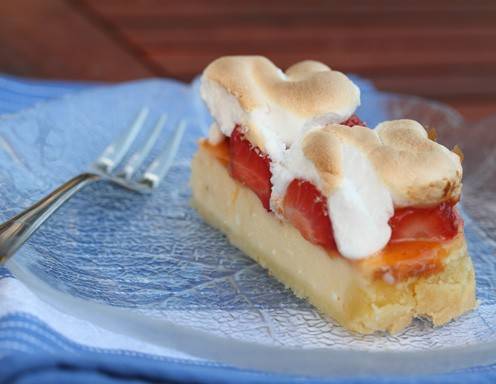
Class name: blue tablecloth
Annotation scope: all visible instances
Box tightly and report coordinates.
[0,74,494,384]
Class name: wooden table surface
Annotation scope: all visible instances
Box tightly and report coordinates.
[1,0,495,121]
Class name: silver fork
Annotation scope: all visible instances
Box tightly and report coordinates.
[0,107,187,264]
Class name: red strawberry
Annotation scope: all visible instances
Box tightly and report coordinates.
[389,202,461,243]
[341,115,366,127]
[229,126,272,210]
[283,179,337,251]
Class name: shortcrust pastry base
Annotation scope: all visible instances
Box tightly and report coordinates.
[190,145,476,334]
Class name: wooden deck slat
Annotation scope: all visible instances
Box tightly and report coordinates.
[90,13,496,29]
[87,0,496,15]
[85,0,496,28]
[123,35,494,59]
[0,0,152,81]
[372,75,496,100]
[121,25,496,45]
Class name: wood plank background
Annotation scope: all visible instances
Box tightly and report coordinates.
[1,0,495,120]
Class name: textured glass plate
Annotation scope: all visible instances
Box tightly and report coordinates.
[1,78,496,377]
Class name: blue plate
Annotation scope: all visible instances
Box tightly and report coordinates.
[1,76,496,376]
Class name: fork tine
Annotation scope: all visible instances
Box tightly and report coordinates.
[94,107,149,173]
[119,114,167,180]
[141,120,187,188]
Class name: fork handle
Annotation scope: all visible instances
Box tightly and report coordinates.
[0,172,100,264]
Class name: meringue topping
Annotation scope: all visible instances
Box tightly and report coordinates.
[200,56,361,161]
[301,120,463,207]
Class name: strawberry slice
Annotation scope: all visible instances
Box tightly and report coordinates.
[283,179,337,251]
[229,126,272,210]
[389,202,461,243]
[341,114,366,127]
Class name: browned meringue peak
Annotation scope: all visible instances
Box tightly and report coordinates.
[302,119,463,206]
[200,56,360,157]
[203,56,359,117]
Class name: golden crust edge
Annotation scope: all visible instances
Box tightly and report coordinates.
[190,145,476,334]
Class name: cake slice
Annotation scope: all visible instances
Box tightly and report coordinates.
[191,56,476,334]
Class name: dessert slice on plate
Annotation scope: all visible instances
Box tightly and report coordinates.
[191,56,476,334]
